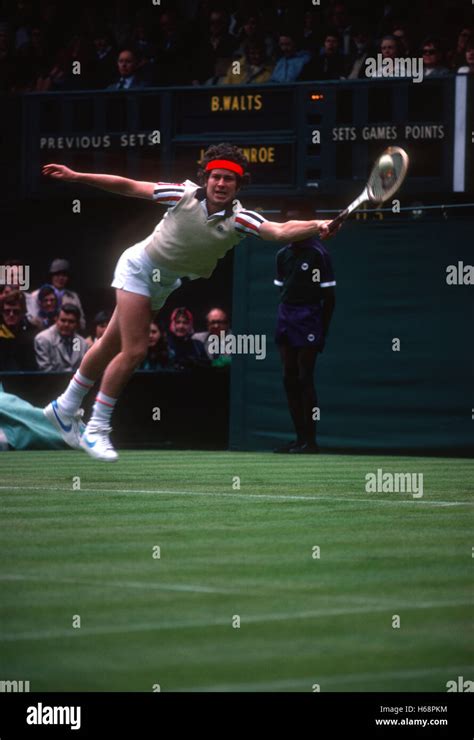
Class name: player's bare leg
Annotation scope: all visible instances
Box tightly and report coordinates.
[79,308,122,379]
[44,308,122,449]
[80,290,152,461]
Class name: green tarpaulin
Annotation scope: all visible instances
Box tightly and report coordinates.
[0,386,66,450]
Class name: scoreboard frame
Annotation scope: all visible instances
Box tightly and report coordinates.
[21,77,471,199]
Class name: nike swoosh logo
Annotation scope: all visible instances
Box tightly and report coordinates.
[82,435,97,449]
[52,400,72,432]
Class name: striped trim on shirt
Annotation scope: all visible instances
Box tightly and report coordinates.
[235,210,267,239]
[152,182,187,206]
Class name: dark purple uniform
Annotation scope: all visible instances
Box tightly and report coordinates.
[274,237,336,349]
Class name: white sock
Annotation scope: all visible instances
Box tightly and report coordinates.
[57,371,94,414]
[89,391,117,428]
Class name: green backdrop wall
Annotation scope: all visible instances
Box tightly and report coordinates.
[229,215,474,455]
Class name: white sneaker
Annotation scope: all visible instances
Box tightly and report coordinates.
[80,423,118,462]
[44,400,85,450]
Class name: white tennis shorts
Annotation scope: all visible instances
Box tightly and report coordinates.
[111,243,182,310]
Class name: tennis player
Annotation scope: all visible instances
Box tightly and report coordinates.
[42,143,336,461]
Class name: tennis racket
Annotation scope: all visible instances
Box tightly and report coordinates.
[327,146,409,234]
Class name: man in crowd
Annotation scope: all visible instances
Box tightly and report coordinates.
[421,38,449,77]
[298,30,347,81]
[193,307,232,365]
[270,30,310,83]
[107,48,147,90]
[0,292,37,371]
[34,304,88,372]
[27,258,85,331]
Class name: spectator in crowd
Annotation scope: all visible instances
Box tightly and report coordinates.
[34,304,88,372]
[300,9,324,53]
[380,35,402,61]
[457,41,474,74]
[10,0,35,51]
[447,27,472,71]
[106,48,148,89]
[90,29,116,88]
[229,1,255,37]
[222,40,273,85]
[270,30,310,83]
[28,285,59,331]
[327,1,353,55]
[28,259,86,331]
[128,20,165,85]
[234,12,275,62]
[139,319,170,370]
[374,1,406,40]
[107,1,133,48]
[193,307,232,366]
[35,0,65,51]
[0,259,27,296]
[0,292,37,371]
[167,307,210,370]
[15,25,52,90]
[154,9,191,85]
[35,33,94,91]
[193,0,219,40]
[262,1,297,37]
[48,258,86,330]
[421,38,449,77]
[131,21,158,62]
[0,285,21,311]
[346,26,374,79]
[298,31,347,81]
[392,22,413,56]
[191,9,238,84]
[0,24,16,92]
[85,310,111,349]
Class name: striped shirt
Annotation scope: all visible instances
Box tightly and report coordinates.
[152,182,266,240]
[140,180,267,277]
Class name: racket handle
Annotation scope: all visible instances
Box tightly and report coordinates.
[326,209,349,234]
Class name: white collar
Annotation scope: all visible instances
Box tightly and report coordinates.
[199,199,226,220]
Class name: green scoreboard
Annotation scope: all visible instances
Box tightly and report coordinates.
[22,78,473,199]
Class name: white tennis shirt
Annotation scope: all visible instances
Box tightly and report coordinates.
[141,179,267,278]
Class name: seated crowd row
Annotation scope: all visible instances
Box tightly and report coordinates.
[0,259,232,373]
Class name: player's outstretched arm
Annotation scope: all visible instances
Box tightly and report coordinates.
[260,219,337,242]
[41,164,156,199]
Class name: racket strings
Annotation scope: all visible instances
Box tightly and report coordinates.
[368,149,408,203]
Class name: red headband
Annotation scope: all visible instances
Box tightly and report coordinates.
[205,159,244,177]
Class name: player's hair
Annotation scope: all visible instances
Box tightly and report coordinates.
[197,143,251,187]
